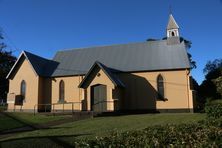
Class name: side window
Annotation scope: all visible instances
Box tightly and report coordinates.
[59,80,65,102]
[20,80,26,100]
[157,74,165,100]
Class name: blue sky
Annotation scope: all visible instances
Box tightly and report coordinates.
[1,0,222,84]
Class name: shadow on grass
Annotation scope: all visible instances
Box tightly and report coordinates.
[94,110,159,118]
[0,112,77,137]
[0,112,93,147]
[1,133,92,147]
[1,112,36,129]
[0,126,77,137]
[0,112,38,137]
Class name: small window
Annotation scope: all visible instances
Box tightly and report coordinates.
[20,80,26,101]
[59,80,65,102]
[157,75,165,100]
[171,31,175,36]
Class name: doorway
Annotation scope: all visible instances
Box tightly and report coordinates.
[90,84,107,112]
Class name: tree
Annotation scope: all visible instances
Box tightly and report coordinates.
[214,76,222,96]
[199,59,222,102]
[187,53,197,69]
[183,38,197,69]
[0,32,17,103]
[203,59,222,79]
[190,77,205,111]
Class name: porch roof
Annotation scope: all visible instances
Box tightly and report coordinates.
[79,61,125,88]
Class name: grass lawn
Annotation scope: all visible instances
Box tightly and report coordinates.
[0,105,7,111]
[0,113,25,131]
[0,113,206,147]
[8,112,66,125]
[0,112,66,132]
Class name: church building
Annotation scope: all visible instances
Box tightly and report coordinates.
[6,14,195,113]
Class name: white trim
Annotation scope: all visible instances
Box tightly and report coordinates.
[6,51,38,79]
[6,51,24,79]
[7,100,15,104]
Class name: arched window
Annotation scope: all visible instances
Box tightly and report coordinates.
[59,80,65,102]
[157,75,164,100]
[171,31,175,36]
[20,80,26,100]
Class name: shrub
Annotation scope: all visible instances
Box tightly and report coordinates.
[75,122,222,147]
[199,117,222,128]
[205,99,222,119]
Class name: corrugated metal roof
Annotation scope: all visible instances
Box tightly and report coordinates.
[51,39,190,77]
[23,51,58,77]
[7,51,58,79]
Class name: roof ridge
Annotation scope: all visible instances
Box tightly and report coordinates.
[51,39,190,77]
[23,50,52,61]
[55,40,164,53]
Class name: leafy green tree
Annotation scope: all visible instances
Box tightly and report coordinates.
[0,32,17,103]
[183,38,197,69]
[191,77,205,111]
[213,75,222,96]
[187,53,196,69]
[199,59,222,102]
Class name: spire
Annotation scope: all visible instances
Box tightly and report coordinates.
[166,14,180,45]
[167,14,179,30]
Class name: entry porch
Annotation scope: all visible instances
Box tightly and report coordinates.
[79,61,125,112]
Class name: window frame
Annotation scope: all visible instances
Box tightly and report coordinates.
[157,74,166,101]
[20,80,26,102]
[59,80,65,103]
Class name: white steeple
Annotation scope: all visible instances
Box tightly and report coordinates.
[166,14,180,45]
[167,14,179,38]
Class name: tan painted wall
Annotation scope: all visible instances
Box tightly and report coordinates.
[85,69,116,111]
[8,57,193,112]
[118,69,193,110]
[7,58,39,111]
[51,76,83,111]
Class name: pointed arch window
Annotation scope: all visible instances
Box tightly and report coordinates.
[20,80,26,101]
[157,75,165,100]
[59,80,65,102]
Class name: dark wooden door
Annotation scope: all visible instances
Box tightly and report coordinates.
[91,84,107,111]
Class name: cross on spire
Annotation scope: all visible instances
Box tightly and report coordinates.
[169,5,172,14]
